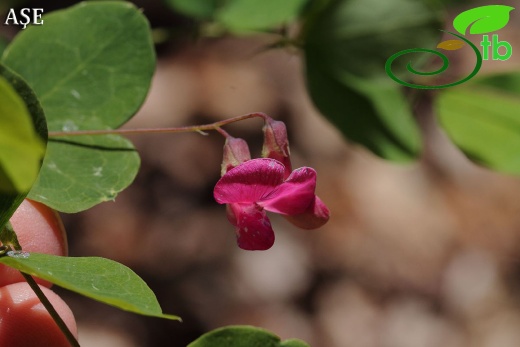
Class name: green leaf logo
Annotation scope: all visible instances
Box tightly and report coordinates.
[453,5,514,35]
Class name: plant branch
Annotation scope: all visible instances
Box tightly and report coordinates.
[48,112,269,138]
[21,272,80,347]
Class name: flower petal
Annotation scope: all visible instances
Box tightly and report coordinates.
[260,167,317,215]
[227,203,275,251]
[214,158,285,204]
[284,196,330,229]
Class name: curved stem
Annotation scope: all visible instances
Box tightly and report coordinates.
[48,112,269,138]
[21,272,80,347]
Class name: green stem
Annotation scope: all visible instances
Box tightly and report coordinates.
[21,272,80,347]
[48,112,268,138]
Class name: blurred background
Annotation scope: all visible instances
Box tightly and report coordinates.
[3,0,520,346]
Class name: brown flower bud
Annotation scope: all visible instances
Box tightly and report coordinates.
[261,117,292,178]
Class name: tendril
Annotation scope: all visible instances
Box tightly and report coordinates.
[385,31,482,89]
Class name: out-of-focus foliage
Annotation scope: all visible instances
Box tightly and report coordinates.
[0,37,7,57]
[438,72,520,174]
[0,64,46,231]
[166,0,309,33]
[165,0,221,19]
[303,0,442,162]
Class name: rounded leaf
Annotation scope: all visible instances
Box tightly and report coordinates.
[2,1,156,131]
[27,135,140,213]
[187,325,310,347]
[2,2,155,212]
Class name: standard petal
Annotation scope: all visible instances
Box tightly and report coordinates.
[214,158,285,204]
[260,167,317,215]
[284,196,330,229]
[227,203,275,251]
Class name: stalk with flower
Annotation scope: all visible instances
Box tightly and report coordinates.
[214,116,330,250]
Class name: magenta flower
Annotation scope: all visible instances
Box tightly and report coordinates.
[214,158,329,250]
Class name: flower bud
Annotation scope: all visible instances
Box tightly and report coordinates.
[261,117,292,178]
[221,136,251,176]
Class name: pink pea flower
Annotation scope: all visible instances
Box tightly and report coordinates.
[214,158,329,251]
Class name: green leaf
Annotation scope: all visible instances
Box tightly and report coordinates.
[2,1,155,212]
[304,0,442,161]
[0,252,180,321]
[28,135,139,213]
[304,0,442,80]
[216,0,308,33]
[165,0,221,20]
[306,68,420,161]
[0,64,46,230]
[0,66,45,193]
[437,73,520,174]
[0,36,7,57]
[453,5,514,35]
[2,2,155,130]
[188,326,310,347]
[280,339,311,347]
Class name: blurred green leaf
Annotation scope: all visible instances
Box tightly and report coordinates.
[437,73,520,174]
[471,72,520,94]
[2,1,155,212]
[188,326,310,347]
[0,66,45,193]
[0,253,180,321]
[306,68,421,161]
[216,0,308,33]
[280,339,311,347]
[453,5,514,35]
[0,64,46,230]
[165,0,221,19]
[304,0,442,80]
[304,0,442,162]
[0,37,7,57]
